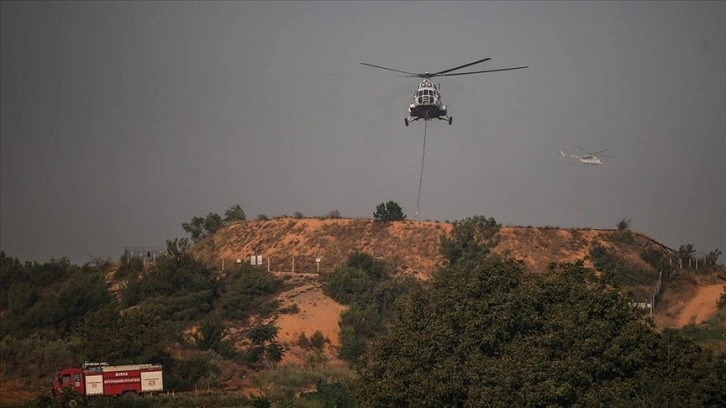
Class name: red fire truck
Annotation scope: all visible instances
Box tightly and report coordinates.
[52,362,163,399]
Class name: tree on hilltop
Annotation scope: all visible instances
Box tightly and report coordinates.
[224,204,246,222]
[373,201,406,222]
[182,212,224,242]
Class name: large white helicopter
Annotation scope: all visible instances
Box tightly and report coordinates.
[360,58,528,126]
[560,146,613,166]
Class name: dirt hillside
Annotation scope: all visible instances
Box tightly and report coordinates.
[195,218,452,279]
[195,218,720,350]
[675,283,725,326]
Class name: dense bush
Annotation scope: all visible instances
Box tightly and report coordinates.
[323,251,419,367]
[0,254,111,338]
[358,258,726,407]
[440,215,500,265]
[372,201,406,222]
[122,239,218,321]
[590,243,658,298]
[216,263,284,320]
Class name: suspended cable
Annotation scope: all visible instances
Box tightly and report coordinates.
[415,121,428,219]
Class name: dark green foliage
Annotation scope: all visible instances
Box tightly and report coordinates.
[193,319,235,358]
[0,254,111,338]
[182,216,206,242]
[204,212,223,234]
[0,334,75,379]
[641,247,667,270]
[309,330,327,352]
[337,304,384,365]
[373,201,406,222]
[323,251,386,304]
[116,253,144,280]
[358,258,726,407]
[170,350,222,390]
[76,303,175,364]
[323,251,419,367]
[345,251,385,280]
[244,324,285,369]
[440,215,500,265]
[122,239,218,321]
[297,333,311,349]
[617,216,632,230]
[224,204,247,222]
[249,324,279,345]
[216,263,283,320]
[590,243,658,298]
[182,212,224,242]
[301,379,359,408]
[279,303,300,314]
[250,394,272,408]
[679,243,696,261]
[6,281,38,315]
[609,229,635,244]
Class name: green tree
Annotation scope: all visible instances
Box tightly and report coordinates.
[243,324,285,369]
[182,212,224,242]
[216,263,283,320]
[204,211,223,234]
[193,319,235,358]
[323,251,418,367]
[182,216,206,242]
[617,217,632,230]
[310,330,327,352]
[122,239,218,321]
[440,215,500,265]
[358,258,726,407]
[224,204,247,222]
[76,303,175,364]
[373,201,406,222]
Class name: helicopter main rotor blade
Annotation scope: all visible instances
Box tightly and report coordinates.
[431,57,492,76]
[360,62,419,77]
[437,65,529,77]
[577,145,591,155]
[591,148,610,155]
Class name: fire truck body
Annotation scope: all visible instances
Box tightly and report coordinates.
[53,362,163,398]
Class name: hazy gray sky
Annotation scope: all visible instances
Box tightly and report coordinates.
[2,1,725,264]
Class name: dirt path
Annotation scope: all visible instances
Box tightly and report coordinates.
[675,283,725,327]
[271,272,346,366]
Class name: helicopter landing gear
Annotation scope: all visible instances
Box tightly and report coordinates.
[448,116,453,125]
[405,118,409,127]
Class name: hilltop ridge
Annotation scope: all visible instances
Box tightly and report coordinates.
[192,217,676,280]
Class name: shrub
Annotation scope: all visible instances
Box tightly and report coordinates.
[617,217,632,230]
[224,204,246,222]
[373,201,406,222]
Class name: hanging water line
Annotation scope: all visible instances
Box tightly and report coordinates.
[415,120,428,219]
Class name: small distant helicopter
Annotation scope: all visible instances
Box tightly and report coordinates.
[360,58,528,126]
[560,146,613,166]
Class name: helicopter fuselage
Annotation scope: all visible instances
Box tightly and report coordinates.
[406,79,451,126]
